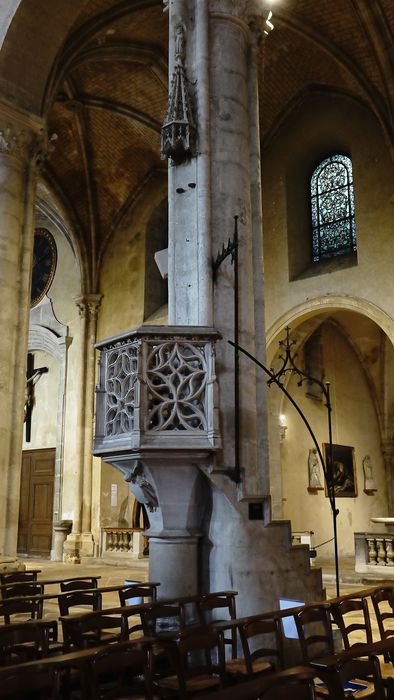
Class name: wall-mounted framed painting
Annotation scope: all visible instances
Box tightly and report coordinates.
[323,443,357,497]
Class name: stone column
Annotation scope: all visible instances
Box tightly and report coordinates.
[112,454,205,600]
[0,102,43,559]
[166,0,271,492]
[64,294,101,562]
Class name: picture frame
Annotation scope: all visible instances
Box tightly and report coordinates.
[323,443,357,497]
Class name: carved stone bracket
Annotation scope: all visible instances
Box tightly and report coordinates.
[161,25,196,164]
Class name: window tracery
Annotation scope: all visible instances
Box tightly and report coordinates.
[311,154,357,262]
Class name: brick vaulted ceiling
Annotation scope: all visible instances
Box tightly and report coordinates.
[13,0,391,290]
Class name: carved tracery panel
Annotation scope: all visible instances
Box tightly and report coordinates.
[105,344,139,436]
[146,341,207,432]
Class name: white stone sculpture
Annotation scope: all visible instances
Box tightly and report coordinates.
[308,447,323,489]
[363,454,376,491]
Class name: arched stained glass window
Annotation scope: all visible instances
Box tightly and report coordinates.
[311,154,357,262]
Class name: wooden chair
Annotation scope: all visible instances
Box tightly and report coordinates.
[371,587,394,646]
[197,591,238,659]
[294,605,335,662]
[87,638,154,699]
[0,663,60,699]
[118,582,158,608]
[331,598,373,650]
[0,621,49,665]
[225,614,284,681]
[311,653,385,699]
[155,626,226,699]
[58,589,103,617]
[0,595,44,624]
[60,610,126,650]
[140,602,187,637]
[60,577,100,592]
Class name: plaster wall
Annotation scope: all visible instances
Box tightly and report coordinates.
[279,323,388,558]
[97,176,167,341]
[262,95,394,334]
[27,218,81,524]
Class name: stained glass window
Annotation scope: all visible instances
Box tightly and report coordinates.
[311,154,357,262]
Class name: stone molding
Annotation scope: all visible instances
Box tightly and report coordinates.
[75,293,103,320]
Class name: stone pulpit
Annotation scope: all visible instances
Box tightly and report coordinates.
[93,325,220,598]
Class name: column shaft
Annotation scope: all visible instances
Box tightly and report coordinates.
[0,103,42,556]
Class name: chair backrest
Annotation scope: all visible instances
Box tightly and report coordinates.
[0,571,39,585]
[198,591,237,622]
[141,602,187,637]
[58,589,102,617]
[1,583,43,599]
[197,591,238,658]
[0,664,60,699]
[87,639,154,700]
[59,577,99,592]
[61,610,125,650]
[239,615,285,676]
[0,622,49,665]
[331,597,373,650]
[294,605,334,662]
[371,587,394,641]
[164,626,226,700]
[0,596,44,624]
[118,582,158,607]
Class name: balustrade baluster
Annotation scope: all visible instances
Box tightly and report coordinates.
[386,538,394,566]
[376,537,387,565]
[366,536,377,565]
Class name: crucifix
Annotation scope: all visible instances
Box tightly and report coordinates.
[25,352,48,442]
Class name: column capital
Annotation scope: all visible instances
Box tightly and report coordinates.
[0,101,44,165]
[74,294,103,320]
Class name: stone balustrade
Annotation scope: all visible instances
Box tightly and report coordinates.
[355,532,394,573]
[101,527,147,560]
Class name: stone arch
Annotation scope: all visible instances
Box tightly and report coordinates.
[267,295,394,361]
[266,295,394,518]
[28,297,70,559]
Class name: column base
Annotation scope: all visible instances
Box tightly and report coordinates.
[51,520,72,562]
[80,532,96,558]
[0,557,26,574]
[63,533,81,564]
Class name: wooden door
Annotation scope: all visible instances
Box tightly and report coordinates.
[18,449,55,556]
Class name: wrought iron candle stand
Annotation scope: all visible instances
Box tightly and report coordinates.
[229,327,340,596]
